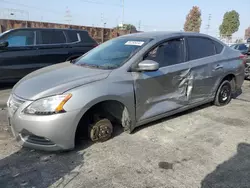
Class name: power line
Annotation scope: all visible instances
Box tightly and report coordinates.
[1,0,98,19]
[1,0,122,26]
[206,14,212,34]
[0,0,65,15]
[80,0,122,7]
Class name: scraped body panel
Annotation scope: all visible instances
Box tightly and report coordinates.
[134,62,190,122]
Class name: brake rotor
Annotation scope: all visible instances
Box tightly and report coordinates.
[89,119,113,142]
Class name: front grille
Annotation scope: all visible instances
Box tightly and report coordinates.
[21,134,55,146]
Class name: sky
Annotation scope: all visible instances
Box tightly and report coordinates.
[0,0,249,38]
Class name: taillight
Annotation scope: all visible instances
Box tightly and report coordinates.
[239,54,247,65]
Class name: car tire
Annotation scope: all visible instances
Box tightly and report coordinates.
[214,80,232,106]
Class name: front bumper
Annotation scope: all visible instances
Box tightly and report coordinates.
[7,98,82,151]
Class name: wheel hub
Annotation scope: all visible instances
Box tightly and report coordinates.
[219,85,230,103]
[221,90,228,101]
[89,119,113,142]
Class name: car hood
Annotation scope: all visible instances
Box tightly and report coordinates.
[13,62,112,100]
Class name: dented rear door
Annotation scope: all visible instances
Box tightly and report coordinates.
[186,37,219,104]
[134,37,191,122]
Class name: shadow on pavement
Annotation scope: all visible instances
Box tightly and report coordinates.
[0,124,123,188]
[201,143,250,188]
[0,146,87,188]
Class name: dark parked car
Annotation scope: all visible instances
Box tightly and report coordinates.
[0,28,98,82]
[230,43,250,55]
[230,43,250,79]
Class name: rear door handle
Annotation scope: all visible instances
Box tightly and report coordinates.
[214,65,223,70]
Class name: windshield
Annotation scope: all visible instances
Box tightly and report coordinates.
[74,37,150,69]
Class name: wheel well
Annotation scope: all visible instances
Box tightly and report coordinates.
[75,100,131,142]
[66,55,80,61]
[221,74,236,92]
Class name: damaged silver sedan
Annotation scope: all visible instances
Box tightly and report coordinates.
[7,31,245,151]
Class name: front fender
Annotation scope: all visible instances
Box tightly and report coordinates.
[63,79,136,129]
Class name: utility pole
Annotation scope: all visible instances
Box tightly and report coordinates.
[65,7,72,25]
[206,14,211,34]
[40,16,43,25]
[138,20,141,31]
[122,0,124,25]
[101,13,104,27]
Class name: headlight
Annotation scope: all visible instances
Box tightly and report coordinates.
[23,94,72,115]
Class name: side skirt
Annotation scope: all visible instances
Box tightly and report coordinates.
[134,98,214,129]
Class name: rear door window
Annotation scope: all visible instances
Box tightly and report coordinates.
[37,30,66,45]
[187,37,216,60]
[1,30,35,47]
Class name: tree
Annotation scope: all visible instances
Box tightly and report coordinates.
[219,10,240,39]
[184,6,202,32]
[245,27,250,40]
[116,24,137,32]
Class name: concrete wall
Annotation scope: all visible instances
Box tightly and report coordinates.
[0,19,137,43]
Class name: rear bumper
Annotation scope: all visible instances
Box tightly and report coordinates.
[245,61,250,79]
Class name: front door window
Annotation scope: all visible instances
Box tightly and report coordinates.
[3,30,35,47]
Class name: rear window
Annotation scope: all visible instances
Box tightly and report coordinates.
[187,37,216,61]
[238,44,248,51]
[230,44,237,49]
[66,30,79,43]
[80,31,97,44]
[38,30,66,45]
[214,41,224,54]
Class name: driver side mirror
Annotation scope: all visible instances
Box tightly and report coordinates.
[0,41,8,48]
[136,60,159,72]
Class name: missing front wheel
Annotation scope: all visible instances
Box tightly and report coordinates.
[89,119,113,142]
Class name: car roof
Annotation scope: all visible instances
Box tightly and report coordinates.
[119,31,217,40]
[7,27,88,33]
